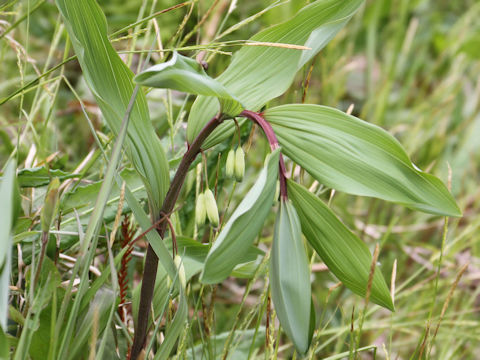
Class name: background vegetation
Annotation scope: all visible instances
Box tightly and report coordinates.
[1,0,479,358]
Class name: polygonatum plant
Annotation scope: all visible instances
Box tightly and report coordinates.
[54,0,462,357]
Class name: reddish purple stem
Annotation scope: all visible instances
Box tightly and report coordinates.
[240,110,288,200]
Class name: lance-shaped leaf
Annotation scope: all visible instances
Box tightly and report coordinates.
[288,180,394,310]
[270,199,312,354]
[201,149,280,284]
[134,52,243,116]
[0,161,16,332]
[265,104,461,217]
[0,327,8,360]
[187,0,364,148]
[56,0,169,216]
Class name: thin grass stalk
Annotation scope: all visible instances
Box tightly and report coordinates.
[13,274,51,360]
[32,230,48,288]
[126,0,149,68]
[0,0,45,40]
[109,2,191,39]
[47,284,57,359]
[0,3,189,106]
[88,307,99,360]
[95,232,120,359]
[0,56,75,106]
[220,253,270,359]
[427,262,469,357]
[348,306,355,360]
[190,284,208,356]
[418,216,450,357]
[388,259,397,355]
[355,243,380,358]
[247,280,269,359]
[144,264,181,358]
[234,277,271,355]
[178,0,221,47]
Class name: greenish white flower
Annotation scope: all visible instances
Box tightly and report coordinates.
[234,147,245,182]
[195,192,207,227]
[204,189,219,227]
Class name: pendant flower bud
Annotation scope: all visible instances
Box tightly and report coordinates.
[195,192,207,226]
[225,149,235,178]
[204,189,219,227]
[41,177,60,233]
[234,147,245,182]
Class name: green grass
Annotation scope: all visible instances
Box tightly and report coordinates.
[1,0,479,359]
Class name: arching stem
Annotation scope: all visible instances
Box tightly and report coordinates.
[240,110,288,200]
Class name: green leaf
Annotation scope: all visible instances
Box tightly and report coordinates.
[308,298,316,347]
[0,327,9,360]
[265,104,461,217]
[17,167,76,188]
[270,199,312,354]
[0,161,16,269]
[230,256,263,279]
[201,149,280,284]
[134,51,243,116]
[166,237,265,279]
[0,161,16,331]
[61,168,145,213]
[288,180,394,311]
[56,0,169,215]
[187,0,363,148]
